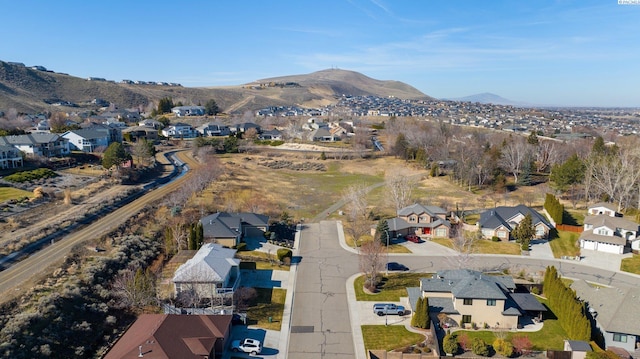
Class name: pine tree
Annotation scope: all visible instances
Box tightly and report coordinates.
[375,219,390,246]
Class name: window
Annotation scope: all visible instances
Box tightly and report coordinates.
[462,315,472,324]
[463,298,473,305]
[436,228,447,237]
[613,333,627,343]
[487,299,496,306]
[597,228,608,235]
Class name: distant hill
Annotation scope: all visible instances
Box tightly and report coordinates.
[445,92,531,107]
[0,62,431,114]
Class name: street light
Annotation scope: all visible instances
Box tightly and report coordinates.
[385,230,390,275]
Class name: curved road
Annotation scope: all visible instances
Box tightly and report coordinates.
[0,150,199,302]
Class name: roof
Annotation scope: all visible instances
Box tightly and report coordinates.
[510,293,548,312]
[428,297,459,315]
[385,217,412,232]
[578,231,627,246]
[172,243,239,283]
[0,133,62,145]
[571,279,640,336]
[477,205,552,231]
[63,128,109,140]
[420,270,514,300]
[397,203,447,217]
[565,340,592,352]
[588,202,618,212]
[200,212,269,239]
[583,215,638,232]
[104,314,232,359]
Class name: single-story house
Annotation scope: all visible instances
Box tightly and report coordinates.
[308,127,340,142]
[103,314,232,359]
[579,203,638,254]
[197,122,230,137]
[121,126,158,141]
[139,118,163,129]
[172,105,205,117]
[407,269,546,330]
[477,205,552,240]
[0,133,70,157]
[200,212,269,247]
[258,129,283,140]
[229,122,261,135]
[571,279,640,352]
[172,243,240,299]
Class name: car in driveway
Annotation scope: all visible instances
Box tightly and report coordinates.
[386,262,409,271]
[405,234,420,243]
[372,303,406,316]
[231,338,262,355]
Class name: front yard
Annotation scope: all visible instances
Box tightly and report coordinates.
[621,254,640,274]
[244,288,286,331]
[362,325,426,351]
[431,237,522,255]
[549,230,580,258]
[354,273,428,301]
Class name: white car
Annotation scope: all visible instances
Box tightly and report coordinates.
[231,338,262,355]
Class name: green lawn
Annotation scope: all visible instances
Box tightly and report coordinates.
[244,288,286,331]
[549,230,580,258]
[621,254,640,274]
[355,273,428,301]
[431,237,521,255]
[362,325,426,351]
[0,187,33,202]
[239,260,290,271]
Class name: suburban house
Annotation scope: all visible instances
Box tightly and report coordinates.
[579,203,639,254]
[200,212,269,247]
[258,128,283,140]
[62,128,111,152]
[172,105,205,117]
[477,205,553,240]
[161,123,198,139]
[571,279,640,352]
[103,314,232,359]
[383,204,451,239]
[139,118,163,129]
[407,269,546,330]
[197,122,230,137]
[229,122,261,135]
[0,133,70,157]
[308,127,340,142]
[121,126,158,142]
[0,145,23,169]
[172,243,240,299]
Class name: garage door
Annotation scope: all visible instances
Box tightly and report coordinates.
[244,226,265,237]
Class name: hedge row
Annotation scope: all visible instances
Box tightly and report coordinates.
[3,168,58,183]
[544,193,563,225]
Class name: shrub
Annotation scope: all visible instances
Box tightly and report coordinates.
[458,333,471,351]
[512,335,533,356]
[491,236,500,242]
[472,337,490,356]
[493,338,513,357]
[235,242,247,251]
[276,248,292,262]
[443,333,459,355]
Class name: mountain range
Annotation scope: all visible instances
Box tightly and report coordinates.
[445,92,532,107]
[0,62,431,114]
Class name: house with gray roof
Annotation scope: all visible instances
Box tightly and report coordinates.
[172,105,205,117]
[200,212,269,248]
[197,122,230,137]
[62,128,111,152]
[407,269,545,330]
[477,205,553,240]
[161,123,198,139]
[172,243,240,300]
[0,133,70,157]
[579,203,638,254]
[564,340,592,359]
[571,279,640,352]
[383,204,451,239]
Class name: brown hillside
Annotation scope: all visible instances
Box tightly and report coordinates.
[0,62,431,114]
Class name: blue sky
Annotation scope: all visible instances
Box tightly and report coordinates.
[3,0,639,107]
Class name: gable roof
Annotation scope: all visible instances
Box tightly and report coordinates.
[0,133,63,145]
[172,243,239,283]
[104,314,232,359]
[200,212,269,239]
[583,215,638,232]
[397,203,447,217]
[588,202,617,212]
[63,128,109,140]
[478,205,552,231]
[420,269,515,300]
[571,279,640,336]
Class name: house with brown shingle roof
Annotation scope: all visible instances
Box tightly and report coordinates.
[103,314,232,359]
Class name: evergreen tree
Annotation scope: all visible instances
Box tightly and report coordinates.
[411,297,422,327]
[204,99,220,115]
[393,133,409,160]
[102,142,131,169]
[513,213,535,244]
[157,97,174,114]
[527,132,539,145]
[375,219,390,246]
[550,154,586,192]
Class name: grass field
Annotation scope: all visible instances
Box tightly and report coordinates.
[354,273,428,301]
[431,237,521,255]
[245,288,286,331]
[0,187,33,202]
[549,230,580,258]
[362,325,426,351]
[621,254,640,274]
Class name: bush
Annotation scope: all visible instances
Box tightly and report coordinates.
[235,242,247,252]
[491,236,500,242]
[493,338,513,357]
[4,168,58,183]
[472,337,490,356]
[276,248,292,262]
[443,333,459,355]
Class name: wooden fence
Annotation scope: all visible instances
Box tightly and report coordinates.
[556,224,583,233]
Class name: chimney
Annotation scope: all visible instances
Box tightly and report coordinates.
[138,345,143,357]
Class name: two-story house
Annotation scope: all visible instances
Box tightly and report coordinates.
[383,204,450,239]
[62,128,111,152]
[579,203,639,254]
[0,133,70,157]
[172,243,240,300]
[197,122,230,137]
[477,205,552,241]
[161,123,198,139]
[0,145,23,169]
[407,269,546,330]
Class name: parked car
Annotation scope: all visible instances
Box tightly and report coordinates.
[405,234,420,243]
[386,262,409,271]
[373,303,406,316]
[231,338,262,355]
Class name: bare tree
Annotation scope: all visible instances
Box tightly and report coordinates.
[343,184,370,246]
[111,267,157,309]
[359,239,385,290]
[535,141,560,173]
[386,174,415,212]
[499,138,530,183]
[448,224,480,269]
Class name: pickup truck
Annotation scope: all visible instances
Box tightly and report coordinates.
[373,303,406,316]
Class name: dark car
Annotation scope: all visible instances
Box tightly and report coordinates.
[405,234,420,243]
[386,262,409,271]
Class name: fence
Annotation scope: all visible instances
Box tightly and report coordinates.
[556,224,583,233]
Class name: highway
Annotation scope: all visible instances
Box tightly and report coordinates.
[0,150,198,302]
